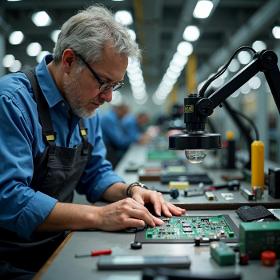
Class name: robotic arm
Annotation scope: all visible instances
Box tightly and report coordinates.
[169,49,280,163]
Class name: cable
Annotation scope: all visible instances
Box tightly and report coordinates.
[231,110,259,140]
[199,46,257,97]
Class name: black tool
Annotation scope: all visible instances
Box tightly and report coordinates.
[204,180,240,191]
[130,241,142,250]
[156,189,179,199]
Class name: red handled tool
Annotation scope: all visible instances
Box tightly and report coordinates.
[75,249,112,258]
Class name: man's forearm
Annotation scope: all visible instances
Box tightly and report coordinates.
[101,182,128,202]
[36,202,99,232]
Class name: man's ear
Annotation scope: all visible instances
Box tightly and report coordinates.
[61,49,75,73]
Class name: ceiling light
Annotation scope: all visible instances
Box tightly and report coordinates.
[228,58,240,73]
[2,54,15,68]
[183,25,200,42]
[50,30,60,43]
[114,10,133,26]
[248,76,261,90]
[9,60,22,72]
[127,29,136,41]
[26,42,42,57]
[193,0,213,19]
[252,40,267,52]
[9,31,24,45]
[32,11,52,27]
[272,26,280,39]
[177,41,193,57]
[36,51,50,63]
[237,50,252,64]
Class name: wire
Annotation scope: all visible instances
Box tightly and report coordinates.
[230,109,259,140]
[199,46,257,97]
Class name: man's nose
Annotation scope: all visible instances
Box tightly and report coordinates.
[99,88,113,102]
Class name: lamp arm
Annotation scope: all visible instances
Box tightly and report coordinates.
[196,50,280,117]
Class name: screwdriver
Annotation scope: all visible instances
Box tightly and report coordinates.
[75,249,112,258]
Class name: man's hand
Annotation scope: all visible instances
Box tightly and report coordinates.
[130,187,186,217]
[94,198,164,231]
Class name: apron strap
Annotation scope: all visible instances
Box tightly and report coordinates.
[23,69,56,145]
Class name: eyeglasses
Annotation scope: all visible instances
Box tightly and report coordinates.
[75,52,124,92]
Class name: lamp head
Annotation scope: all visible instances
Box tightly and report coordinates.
[169,94,221,163]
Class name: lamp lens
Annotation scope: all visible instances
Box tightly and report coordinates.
[185,149,207,163]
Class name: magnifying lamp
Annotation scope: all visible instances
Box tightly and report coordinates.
[169,47,280,163]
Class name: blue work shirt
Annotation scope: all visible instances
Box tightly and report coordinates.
[122,114,141,143]
[101,109,135,150]
[0,55,123,239]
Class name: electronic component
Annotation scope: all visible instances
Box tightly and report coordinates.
[268,168,280,198]
[239,221,280,259]
[97,255,191,270]
[261,250,276,266]
[130,241,142,250]
[169,181,189,190]
[205,191,216,201]
[240,187,255,201]
[210,241,236,266]
[155,188,180,199]
[135,215,238,243]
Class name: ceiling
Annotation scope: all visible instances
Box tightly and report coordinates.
[1,0,280,91]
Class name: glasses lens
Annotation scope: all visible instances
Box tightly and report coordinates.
[112,82,123,91]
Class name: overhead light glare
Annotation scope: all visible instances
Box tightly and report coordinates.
[272,26,280,39]
[193,0,213,19]
[114,10,133,26]
[32,11,52,27]
[50,30,60,43]
[27,42,42,57]
[183,25,200,42]
[9,31,24,45]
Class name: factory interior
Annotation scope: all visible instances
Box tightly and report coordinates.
[0,1,280,279]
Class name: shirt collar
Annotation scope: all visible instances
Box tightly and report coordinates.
[35,54,65,108]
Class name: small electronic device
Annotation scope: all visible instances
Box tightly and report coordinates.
[97,255,191,270]
[268,168,280,198]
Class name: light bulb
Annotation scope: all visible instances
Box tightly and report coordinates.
[185,149,207,163]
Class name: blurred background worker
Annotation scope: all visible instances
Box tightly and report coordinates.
[122,111,152,144]
[101,105,153,167]
[101,104,131,167]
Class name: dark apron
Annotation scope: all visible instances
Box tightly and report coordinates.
[0,70,93,278]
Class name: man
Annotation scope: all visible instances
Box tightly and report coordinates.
[101,104,131,167]
[0,4,185,278]
[122,111,152,145]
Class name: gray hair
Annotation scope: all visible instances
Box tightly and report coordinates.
[53,5,140,64]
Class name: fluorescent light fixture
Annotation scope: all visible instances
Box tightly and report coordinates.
[193,0,213,19]
[9,31,24,45]
[177,41,193,57]
[183,25,200,42]
[26,42,42,57]
[252,40,266,52]
[9,60,22,72]
[32,11,52,27]
[228,58,240,73]
[51,30,60,43]
[114,10,133,26]
[248,76,261,90]
[272,26,280,39]
[36,51,50,63]
[127,29,136,41]
[237,50,252,65]
[3,54,15,68]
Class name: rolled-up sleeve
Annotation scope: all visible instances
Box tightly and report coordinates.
[0,88,57,239]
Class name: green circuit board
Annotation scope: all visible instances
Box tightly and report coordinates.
[135,215,238,243]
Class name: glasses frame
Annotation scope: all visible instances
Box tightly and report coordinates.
[75,52,124,92]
